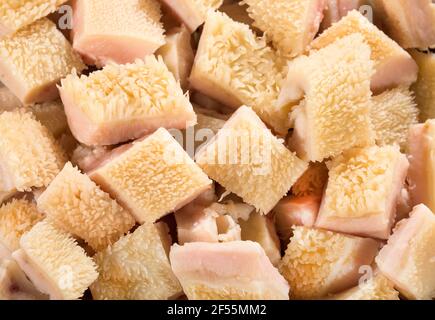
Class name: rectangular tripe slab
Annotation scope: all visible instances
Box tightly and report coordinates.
[72,0,165,66]
[311,10,418,93]
[59,56,196,146]
[281,34,374,162]
[0,18,85,105]
[370,86,418,150]
[189,11,289,135]
[160,0,223,32]
[13,220,98,300]
[169,241,289,300]
[90,222,182,300]
[316,145,409,239]
[278,226,380,299]
[243,0,326,57]
[37,162,135,251]
[195,106,308,214]
[0,110,66,192]
[0,0,68,37]
[89,128,212,224]
[375,204,435,300]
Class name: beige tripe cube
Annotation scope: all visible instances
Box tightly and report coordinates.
[316,146,409,239]
[0,18,85,105]
[37,162,135,251]
[243,0,326,57]
[196,106,308,214]
[189,11,288,135]
[280,34,374,162]
[89,128,212,224]
[278,226,380,299]
[411,50,435,122]
[12,220,98,300]
[376,204,435,300]
[90,222,182,300]
[371,86,418,150]
[0,0,68,37]
[31,100,68,138]
[161,0,223,32]
[311,10,418,93]
[0,110,66,193]
[0,199,44,256]
[72,0,165,67]
[59,56,196,146]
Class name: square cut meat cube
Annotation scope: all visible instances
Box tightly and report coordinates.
[89,128,212,224]
[90,222,182,300]
[71,0,165,67]
[316,146,409,239]
[278,226,380,299]
[0,18,85,105]
[0,0,68,37]
[375,204,435,300]
[59,56,196,146]
[311,10,418,93]
[281,34,374,162]
[37,162,135,251]
[195,106,308,214]
[13,221,98,300]
[170,241,290,300]
[243,0,326,57]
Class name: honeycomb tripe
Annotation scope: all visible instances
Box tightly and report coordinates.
[59,56,196,146]
[0,18,85,105]
[37,162,135,251]
[90,222,182,300]
[316,145,409,239]
[375,204,435,300]
[281,34,375,162]
[195,106,308,214]
[311,10,417,93]
[170,241,290,300]
[89,128,212,224]
[189,10,289,135]
[12,220,98,300]
[71,0,165,66]
[278,226,380,299]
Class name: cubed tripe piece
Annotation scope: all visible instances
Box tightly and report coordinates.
[320,0,368,30]
[370,86,418,150]
[90,222,182,300]
[410,50,435,122]
[37,162,135,251]
[156,25,194,90]
[71,145,112,173]
[278,226,379,299]
[0,259,48,300]
[243,0,326,57]
[71,0,165,66]
[196,106,308,214]
[31,100,68,138]
[12,221,98,300]
[0,0,68,37]
[0,18,85,105]
[160,0,223,32]
[0,110,66,193]
[311,10,417,93]
[0,199,44,257]
[89,128,212,224]
[407,120,435,212]
[333,273,399,300]
[281,34,374,162]
[0,86,22,112]
[316,146,409,239]
[376,204,435,300]
[239,212,281,266]
[373,0,435,48]
[59,56,196,146]
[189,11,288,134]
[170,241,290,300]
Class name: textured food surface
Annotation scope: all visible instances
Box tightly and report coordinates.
[411,50,435,122]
